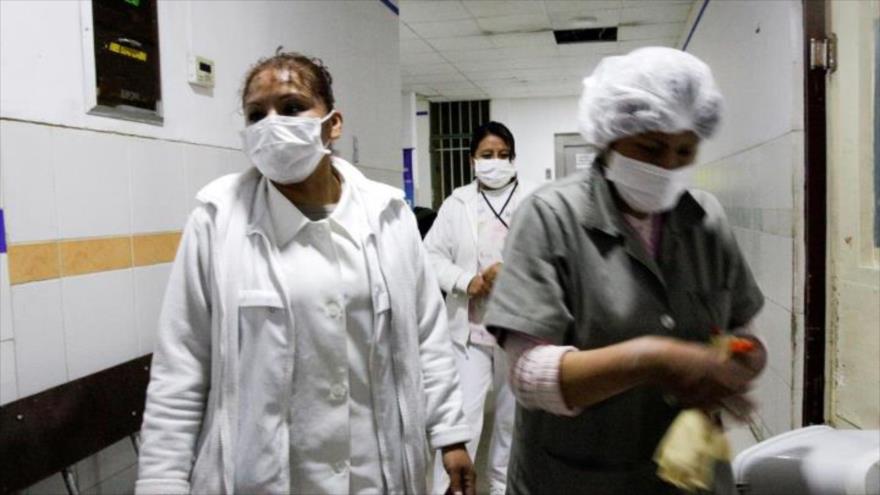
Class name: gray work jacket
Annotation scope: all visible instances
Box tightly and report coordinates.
[485,166,764,495]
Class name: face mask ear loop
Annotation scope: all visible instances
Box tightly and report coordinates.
[319,109,337,152]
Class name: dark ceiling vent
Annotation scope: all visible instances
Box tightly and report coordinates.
[553,26,618,44]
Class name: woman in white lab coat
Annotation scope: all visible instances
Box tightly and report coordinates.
[424,121,534,495]
[135,52,475,495]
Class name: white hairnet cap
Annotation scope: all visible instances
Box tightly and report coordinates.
[578,47,723,150]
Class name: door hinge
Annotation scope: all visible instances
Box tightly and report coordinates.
[809,34,837,73]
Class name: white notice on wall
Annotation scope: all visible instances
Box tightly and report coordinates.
[575,153,593,169]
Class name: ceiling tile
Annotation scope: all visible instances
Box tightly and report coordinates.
[622,0,693,8]
[545,0,623,15]
[431,81,481,91]
[547,8,620,30]
[402,49,448,66]
[400,38,437,55]
[400,22,419,40]
[404,72,469,85]
[490,31,556,48]
[402,62,459,75]
[405,84,441,96]
[555,41,618,57]
[409,18,484,38]
[441,44,558,63]
[467,67,580,84]
[400,1,473,23]
[620,3,691,24]
[618,22,686,41]
[427,35,496,51]
[462,0,546,18]
[616,37,679,52]
[436,90,488,99]
[475,13,552,34]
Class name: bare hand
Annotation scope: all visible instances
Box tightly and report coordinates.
[467,275,489,298]
[481,262,503,291]
[653,338,758,410]
[730,334,767,380]
[442,444,476,495]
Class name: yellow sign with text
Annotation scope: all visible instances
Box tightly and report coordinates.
[108,42,147,62]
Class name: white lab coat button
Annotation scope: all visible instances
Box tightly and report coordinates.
[660,314,676,330]
[333,460,348,473]
[326,302,342,319]
[330,383,347,400]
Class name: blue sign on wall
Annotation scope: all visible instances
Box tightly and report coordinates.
[0,208,6,254]
[403,148,414,208]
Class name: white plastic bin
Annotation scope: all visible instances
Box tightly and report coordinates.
[733,425,879,495]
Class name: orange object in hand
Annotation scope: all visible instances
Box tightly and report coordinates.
[728,337,756,354]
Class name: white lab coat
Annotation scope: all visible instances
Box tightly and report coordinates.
[423,180,535,347]
[135,158,471,494]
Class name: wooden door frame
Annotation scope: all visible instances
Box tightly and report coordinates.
[802,0,829,426]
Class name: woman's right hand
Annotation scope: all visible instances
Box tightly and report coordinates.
[650,337,758,410]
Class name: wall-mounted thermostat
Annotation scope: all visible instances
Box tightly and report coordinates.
[188,55,215,88]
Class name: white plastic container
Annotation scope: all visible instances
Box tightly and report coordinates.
[733,425,879,495]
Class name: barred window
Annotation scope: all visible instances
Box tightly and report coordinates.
[429,100,490,208]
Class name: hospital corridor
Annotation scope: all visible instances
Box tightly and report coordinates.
[0,0,878,494]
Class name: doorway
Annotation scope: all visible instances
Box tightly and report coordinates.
[554,133,593,180]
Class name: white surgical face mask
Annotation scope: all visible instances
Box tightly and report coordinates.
[605,150,692,213]
[475,158,516,189]
[241,111,335,184]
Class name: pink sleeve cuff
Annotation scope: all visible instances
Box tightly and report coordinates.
[504,332,582,417]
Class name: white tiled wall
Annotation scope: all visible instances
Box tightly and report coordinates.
[697,131,805,438]
[133,264,172,356]
[62,270,138,381]
[11,279,68,397]
[0,339,18,404]
[1,253,13,342]
[0,122,58,244]
[686,0,805,439]
[54,129,133,239]
[129,139,188,234]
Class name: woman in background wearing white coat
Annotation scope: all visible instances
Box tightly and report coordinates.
[424,122,533,495]
[135,52,475,495]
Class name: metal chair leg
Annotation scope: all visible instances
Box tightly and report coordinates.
[61,467,80,495]
[130,432,141,456]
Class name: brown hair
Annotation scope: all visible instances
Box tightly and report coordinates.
[240,50,335,110]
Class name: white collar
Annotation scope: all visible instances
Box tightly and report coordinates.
[266,165,364,248]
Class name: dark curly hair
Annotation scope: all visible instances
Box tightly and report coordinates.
[240,50,335,110]
[469,121,516,160]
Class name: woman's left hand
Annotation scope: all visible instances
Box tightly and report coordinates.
[481,262,503,292]
[442,443,476,495]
